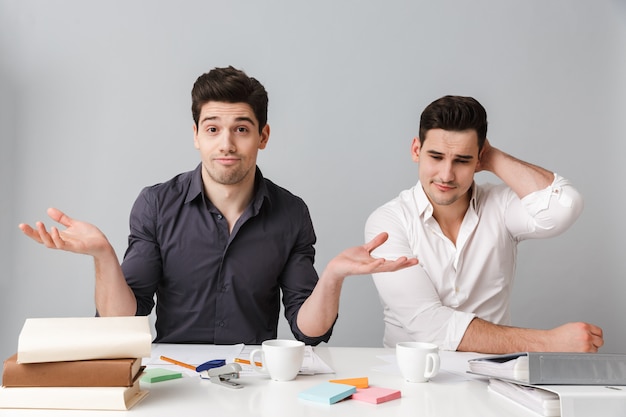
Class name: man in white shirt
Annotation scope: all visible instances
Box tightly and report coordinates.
[365,95,603,354]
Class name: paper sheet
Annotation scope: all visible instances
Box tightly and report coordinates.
[238,345,334,376]
[144,344,334,377]
[145,344,245,376]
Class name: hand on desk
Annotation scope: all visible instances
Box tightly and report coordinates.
[545,322,604,352]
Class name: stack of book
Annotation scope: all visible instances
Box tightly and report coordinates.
[468,352,626,417]
[0,316,152,411]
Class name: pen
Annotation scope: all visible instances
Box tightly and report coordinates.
[234,357,262,367]
[160,355,197,371]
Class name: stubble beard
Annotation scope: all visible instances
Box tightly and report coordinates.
[204,162,253,186]
[425,181,464,207]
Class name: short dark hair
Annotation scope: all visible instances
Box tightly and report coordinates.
[419,95,488,151]
[191,66,268,133]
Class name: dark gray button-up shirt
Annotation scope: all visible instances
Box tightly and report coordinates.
[120,164,333,345]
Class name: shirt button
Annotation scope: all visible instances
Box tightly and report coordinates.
[217,321,225,327]
[217,214,223,220]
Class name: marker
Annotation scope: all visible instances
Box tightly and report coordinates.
[160,355,197,371]
[159,356,226,372]
[234,357,262,367]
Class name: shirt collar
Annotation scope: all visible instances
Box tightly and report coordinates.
[185,163,270,213]
[186,164,205,204]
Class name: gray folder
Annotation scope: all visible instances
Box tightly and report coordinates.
[468,352,626,385]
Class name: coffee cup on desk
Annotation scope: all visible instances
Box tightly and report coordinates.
[248,339,305,381]
[396,341,440,382]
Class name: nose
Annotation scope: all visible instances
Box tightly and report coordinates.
[439,160,454,182]
[218,131,236,153]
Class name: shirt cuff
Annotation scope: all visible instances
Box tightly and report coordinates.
[520,173,573,217]
[443,311,476,351]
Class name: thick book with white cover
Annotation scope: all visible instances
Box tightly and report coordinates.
[0,379,148,410]
[16,316,152,364]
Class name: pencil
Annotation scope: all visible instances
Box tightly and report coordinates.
[160,355,197,371]
[234,357,263,367]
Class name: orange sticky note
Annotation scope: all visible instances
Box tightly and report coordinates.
[328,377,369,389]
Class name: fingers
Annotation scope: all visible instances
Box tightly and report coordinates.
[363,232,389,253]
[19,220,66,249]
[19,208,73,248]
[18,223,43,244]
[590,325,604,350]
[47,207,73,228]
[370,256,419,273]
[36,221,57,248]
[588,323,603,338]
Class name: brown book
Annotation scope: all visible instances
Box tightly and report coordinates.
[2,354,143,387]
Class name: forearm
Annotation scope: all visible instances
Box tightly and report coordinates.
[457,318,603,354]
[482,147,554,199]
[456,318,549,354]
[93,247,137,316]
[296,271,344,337]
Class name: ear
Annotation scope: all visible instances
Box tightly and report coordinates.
[193,123,200,150]
[411,137,421,163]
[258,124,270,150]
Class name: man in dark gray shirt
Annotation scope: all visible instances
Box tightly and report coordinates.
[19,66,417,345]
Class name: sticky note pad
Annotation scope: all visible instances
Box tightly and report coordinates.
[351,387,402,404]
[298,382,357,404]
[329,377,369,389]
[140,368,183,383]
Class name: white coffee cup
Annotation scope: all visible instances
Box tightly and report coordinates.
[396,341,440,382]
[248,339,305,381]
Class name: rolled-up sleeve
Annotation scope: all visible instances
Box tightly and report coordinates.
[506,174,584,241]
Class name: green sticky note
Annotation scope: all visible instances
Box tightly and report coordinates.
[141,368,183,383]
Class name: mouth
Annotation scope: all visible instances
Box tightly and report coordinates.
[214,157,240,166]
[433,182,456,192]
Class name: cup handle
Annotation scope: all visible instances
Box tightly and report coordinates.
[248,349,266,373]
[424,353,440,378]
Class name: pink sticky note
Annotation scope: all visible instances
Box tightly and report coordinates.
[351,387,401,404]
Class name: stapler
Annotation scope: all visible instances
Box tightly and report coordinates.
[200,363,243,389]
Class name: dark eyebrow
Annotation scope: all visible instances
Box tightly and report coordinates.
[426,150,474,161]
[200,115,257,126]
[234,116,256,126]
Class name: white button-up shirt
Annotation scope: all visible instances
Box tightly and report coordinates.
[364,174,583,350]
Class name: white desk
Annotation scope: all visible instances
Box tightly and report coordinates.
[1,346,537,417]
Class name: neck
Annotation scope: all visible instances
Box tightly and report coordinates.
[202,170,255,232]
[431,191,471,245]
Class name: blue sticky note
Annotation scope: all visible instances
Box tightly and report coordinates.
[298,382,357,404]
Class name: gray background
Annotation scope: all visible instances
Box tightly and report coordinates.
[1,0,625,365]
